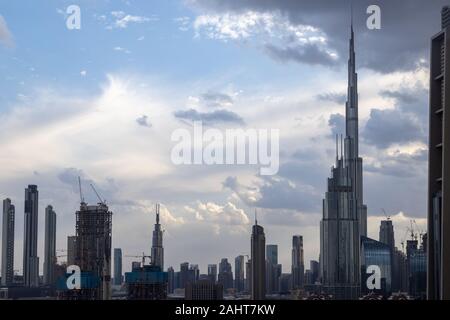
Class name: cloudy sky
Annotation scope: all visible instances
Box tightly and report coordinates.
[0,0,443,276]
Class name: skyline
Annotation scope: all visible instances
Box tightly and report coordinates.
[0,0,436,275]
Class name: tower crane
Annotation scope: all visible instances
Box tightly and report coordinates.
[125,252,152,267]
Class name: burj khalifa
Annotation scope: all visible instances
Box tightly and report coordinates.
[320,23,367,300]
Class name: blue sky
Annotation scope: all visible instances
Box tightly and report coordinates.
[0,0,437,274]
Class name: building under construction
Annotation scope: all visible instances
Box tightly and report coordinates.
[74,201,112,300]
[57,181,113,300]
[125,263,168,300]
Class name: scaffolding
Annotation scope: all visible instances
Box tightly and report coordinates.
[74,202,112,300]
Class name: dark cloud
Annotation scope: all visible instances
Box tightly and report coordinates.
[136,115,152,127]
[328,113,345,136]
[264,43,337,66]
[317,92,347,105]
[380,85,429,118]
[365,148,428,178]
[201,91,234,108]
[190,0,447,73]
[174,108,245,125]
[363,108,425,149]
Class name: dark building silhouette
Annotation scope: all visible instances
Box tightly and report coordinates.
[151,204,164,270]
[218,258,233,291]
[234,255,245,292]
[1,198,15,286]
[43,205,57,286]
[74,201,112,300]
[291,235,305,289]
[428,6,450,300]
[186,279,223,300]
[125,264,168,300]
[251,217,265,300]
[207,264,217,283]
[23,185,39,287]
[113,248,123,286]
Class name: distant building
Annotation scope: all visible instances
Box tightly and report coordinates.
[291,236,305,289]
[43,205,57,286]
[151,204,164,270]
[407,238,426,299]
[1,198,15,286]
[234,255,245,292]
[207,264,217,283]
[361,236,392,297]
[23,185,40,287]
[310,261,319,284]
[67,236,77,266]
[266,245,279,293]
[278,273,291,293]
[113,248,123,286]
[251,218,265,300]
[74,201,112,300]
[218,258,233,291]
[167,266,175,293]
[185,279,223,300]
[125,265,168,300]
[428,6,450,300]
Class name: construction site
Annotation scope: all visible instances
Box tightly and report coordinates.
[57,179,113,300]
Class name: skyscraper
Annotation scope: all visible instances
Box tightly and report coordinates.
[43,205,56,286]
[151,203,164,270]
[1,198,15,286]
[75,201,112,300]
[320,23,365,300]
[218,258,233,290]
[251,217,265,300]
[266,244,279,293]
[23,185,39,287]
[291,235,305,289]
[379,220,395,250]
[114,248,123,286]
[207,264,217,283]
[234,255,245,292]
[428,6,450,300]
[67,235,77,266]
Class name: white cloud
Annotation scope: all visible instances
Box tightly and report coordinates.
[193,11,337,65]
[188,201,250,226]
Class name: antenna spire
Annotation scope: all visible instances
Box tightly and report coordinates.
[255,209,258,225]
[156,203,160,224]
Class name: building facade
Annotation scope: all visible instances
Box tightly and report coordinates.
[43,205,57,286]
[1,198,15,286]
[185,279,223,300]
[291,235,305,289]
[74,202,112,300]
[251,219,266,300]
[234,255,245,292]
[218,258,233,291]
[428,6,450,300]
[23,185,39,287]
[113,248,123,286]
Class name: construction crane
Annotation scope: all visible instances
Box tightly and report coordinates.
[90,183,106,205]
[381,208,390,220]
[125,252,152,267]
[78,176,85,204]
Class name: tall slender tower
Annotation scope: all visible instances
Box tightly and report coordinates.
[251,213,266,300]
[1,198,15,286]
[320,22,366,300]
[43,205,56,286]
[291,235,305,289]
[151,203,164,270]
[23,185,39,287]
